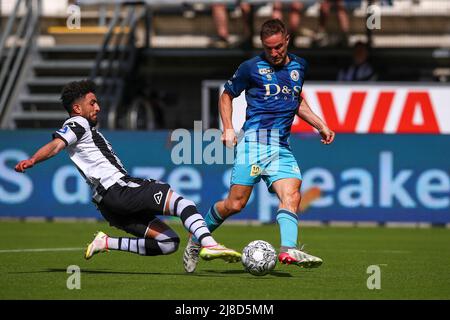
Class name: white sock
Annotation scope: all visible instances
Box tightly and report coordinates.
[183,213,218,247]
[107,237,118,249]
[200,236,217,247]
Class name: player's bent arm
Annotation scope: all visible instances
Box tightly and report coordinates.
[14,138,66,172]
[297,98,327,132]
[219,91,234,131]
[297,99,335,144]
[219,91,237,147]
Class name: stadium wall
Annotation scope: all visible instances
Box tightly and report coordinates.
[0,131,449,223]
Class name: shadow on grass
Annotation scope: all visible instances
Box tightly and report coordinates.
[202,269,292,278]
[8,268,269,278]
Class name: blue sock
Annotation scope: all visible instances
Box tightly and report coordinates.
[276,209,298,248]
[192,204,224,244]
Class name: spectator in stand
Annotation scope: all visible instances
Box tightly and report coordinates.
[337,40,378,81]
[314,0,351,47]
[272,1,304,48]
[211,2,253,49]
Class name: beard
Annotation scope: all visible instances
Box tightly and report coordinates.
[266,54,287,67]
[88,117,98,127]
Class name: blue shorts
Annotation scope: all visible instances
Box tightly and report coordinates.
[230,140,302,193]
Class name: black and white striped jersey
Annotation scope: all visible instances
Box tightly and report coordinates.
[53,116,127,200]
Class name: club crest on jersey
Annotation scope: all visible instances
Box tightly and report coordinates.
[250,164,261,177]
[258,67,273,75]
[154,191,163,205]
[290,70,299,81]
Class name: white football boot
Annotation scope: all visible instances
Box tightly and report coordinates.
[183,237,201,273]
[199,244,241,263]
[278,246,323,268]
[85,231,109,260]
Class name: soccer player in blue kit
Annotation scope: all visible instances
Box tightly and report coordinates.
[183,19,335,273]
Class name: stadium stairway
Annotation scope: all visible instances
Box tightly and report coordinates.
[10,44,105,129]
[0,0,139,130]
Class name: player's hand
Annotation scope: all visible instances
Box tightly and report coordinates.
[319,127,335,145]
[221,128,237,148]
[15,159,35,173]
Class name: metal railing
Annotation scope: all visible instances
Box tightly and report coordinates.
[88,2,140,129]
[0,0,41,127]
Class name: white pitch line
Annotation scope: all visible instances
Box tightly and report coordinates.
[0,247,83,253]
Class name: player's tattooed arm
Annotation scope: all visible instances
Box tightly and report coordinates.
[15,138,66,172]
[297,99,335,145]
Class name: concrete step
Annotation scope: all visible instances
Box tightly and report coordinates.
[32,60,94,76]
[12,110,68,129]
[38,44,102,53]
[13,110,68,120]
[32,60,120,76]
[45,28,130,46]
[38,44,102,60]
[19,94,62,111]
[37,44,131,62]
[151,12,450,37]
[26,77,103,94]
[148,33,450,49]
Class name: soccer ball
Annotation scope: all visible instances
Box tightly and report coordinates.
[241,240,277,276]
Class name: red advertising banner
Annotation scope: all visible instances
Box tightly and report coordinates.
[291,84,450,134]
[220,83,450,134]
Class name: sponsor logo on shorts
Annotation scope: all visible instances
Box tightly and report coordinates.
[292,165,300,174]
[250,164,261,176]
[154,191,163,205]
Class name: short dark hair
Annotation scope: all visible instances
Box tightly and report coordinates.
[260,19,287,40]
[60,80,96,114]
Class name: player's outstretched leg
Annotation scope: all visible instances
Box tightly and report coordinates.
[183,203,226,273]
[183,234,243,272]
[278,247,323,268]
[85,231,109,259]
[183,186,252,273]
[85,224,181,260]
[276,209,323,268]
[183,236,201,273]
[167,191,241,271]
[199,244,242,262]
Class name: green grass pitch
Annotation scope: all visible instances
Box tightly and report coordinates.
[0,221,449,300]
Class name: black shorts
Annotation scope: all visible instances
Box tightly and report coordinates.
[96,176,171,237]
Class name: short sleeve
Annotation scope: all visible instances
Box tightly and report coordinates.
[301,58,309,75]
[52,119,87,146]
[223,61,251,97]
